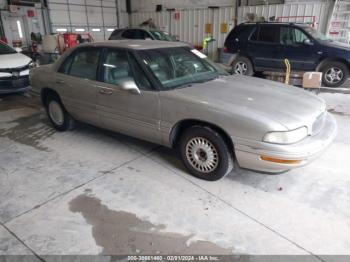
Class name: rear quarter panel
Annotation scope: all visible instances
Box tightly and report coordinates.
[30,65,56,96]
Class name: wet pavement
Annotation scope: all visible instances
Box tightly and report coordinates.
[0,92,350,259]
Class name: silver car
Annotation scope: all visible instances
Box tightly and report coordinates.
[30,40,337,181]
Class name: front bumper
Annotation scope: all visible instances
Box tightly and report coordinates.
[0,75,30,94]
[233,112,337,173]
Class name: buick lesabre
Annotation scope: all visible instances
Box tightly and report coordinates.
[30,40,337,180]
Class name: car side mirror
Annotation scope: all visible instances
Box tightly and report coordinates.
[119,80,141,95]
[15,47,23,53]
[303,39,313,46]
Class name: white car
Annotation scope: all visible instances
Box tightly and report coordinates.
[0,40,34,94]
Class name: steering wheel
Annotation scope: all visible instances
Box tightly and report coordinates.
[176,61,199,76]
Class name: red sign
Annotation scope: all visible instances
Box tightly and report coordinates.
[27,10,35,17]
[174,12,180,20]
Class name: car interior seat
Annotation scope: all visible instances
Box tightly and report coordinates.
[281,31,294,45]
[104,53,133,85]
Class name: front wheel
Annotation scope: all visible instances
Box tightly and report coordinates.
[321,62,349,87]
[232,56,254,76]
[179,126,233,181]
[45,94,75,131]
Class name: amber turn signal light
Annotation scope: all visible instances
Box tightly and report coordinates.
[260,155,302,164]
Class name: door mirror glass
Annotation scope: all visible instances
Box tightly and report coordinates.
[303,38,313,45]
[119,80,141,95]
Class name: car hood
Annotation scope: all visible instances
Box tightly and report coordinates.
[0,53,31,69]
[173,75,326,130]
[321,40,350,52]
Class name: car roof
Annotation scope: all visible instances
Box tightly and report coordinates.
[240,22,310,27]
[78,40,189,50]
[130,27,163,31]
[115,27,166,32]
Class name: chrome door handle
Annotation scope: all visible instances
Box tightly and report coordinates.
[98,86,113,95]
[56,80,65,84]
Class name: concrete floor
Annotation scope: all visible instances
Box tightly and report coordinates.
[0,90,350,260]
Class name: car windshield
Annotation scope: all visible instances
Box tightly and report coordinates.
[149,30,175,41]
[138,47,228,90]
[303,26,332,41]
[0,42,17,55]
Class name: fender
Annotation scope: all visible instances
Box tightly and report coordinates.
[316,57,350,72]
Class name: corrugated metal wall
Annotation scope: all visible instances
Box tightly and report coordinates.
[130,1,332,60]
[238,1,332,33]
[131,7,236,60]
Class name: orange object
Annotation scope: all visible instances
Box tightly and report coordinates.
[220,23,228,33]
[205,23,212,34]
[260,155,302,164]
[57,33,94,54]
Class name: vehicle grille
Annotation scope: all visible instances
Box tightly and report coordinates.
[312,112,326,136]
[0,75,29,90]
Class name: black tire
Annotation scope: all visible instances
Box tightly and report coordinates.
[321,61,349,87]
[179,126,234,181]
[44,94,75,131]
[232,56,254,76]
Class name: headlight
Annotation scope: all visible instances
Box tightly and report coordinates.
[263,126,308,144]
[28,61,36,69]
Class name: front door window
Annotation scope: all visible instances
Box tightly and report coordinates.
[280,27,309,46]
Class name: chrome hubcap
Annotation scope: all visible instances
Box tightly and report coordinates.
[234,61,248,75]
[325,67,343,84]
[185,137,219,173]
[48,101,64,125]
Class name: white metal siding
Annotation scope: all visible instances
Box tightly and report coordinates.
[131,0,235,12]
[237,1,332,33]
[131,7,236,60]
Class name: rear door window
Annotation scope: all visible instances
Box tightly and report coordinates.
[109,29,123,40]
[256,25,279,43]
[122,30,137,39]
[139,30,153,39]
[122,29,149,40]
[67,49,100,80]
[249,26,258,41]
[226,25,254,44]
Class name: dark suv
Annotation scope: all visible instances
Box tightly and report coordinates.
[224,22,350,87]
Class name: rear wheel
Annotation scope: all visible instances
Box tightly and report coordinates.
[179,126,233,181]
[44,94,75,131]
[232,56,254,76]
[321,61,349,87]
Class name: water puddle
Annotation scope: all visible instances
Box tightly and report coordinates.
[0,112,54,151]
[69,194,232,255]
